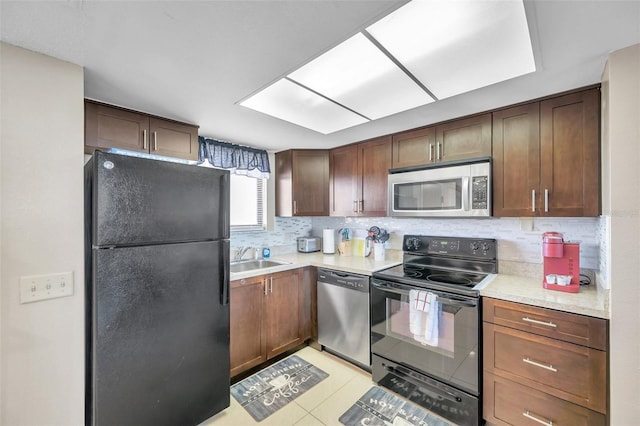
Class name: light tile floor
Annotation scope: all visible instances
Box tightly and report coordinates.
[202,346,455,426]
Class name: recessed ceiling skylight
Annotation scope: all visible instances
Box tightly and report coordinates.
[366,0,535,100]
[240,79,368,135]
[240,0,535,134]
[289,33,435,121]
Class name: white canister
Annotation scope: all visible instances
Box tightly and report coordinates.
[374,243,386,261]
[322,229,335,254]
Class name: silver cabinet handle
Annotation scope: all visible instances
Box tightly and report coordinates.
[523,357,557,372]
[263,279,268,296]
[270,277,273,294]
[522,317,557,328]
[523,411,553,426]
[293,200,298,215]
[429,143,433,162]
[531,189,536,212]
[353,200,358,213]
[142,129,147,150]
[436,142,441,160]
[359,200,364,213]
[544,188,549,212]
[152,131,158,151]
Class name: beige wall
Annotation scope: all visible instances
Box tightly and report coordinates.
[603,43,640,424]
[0,43,85,425]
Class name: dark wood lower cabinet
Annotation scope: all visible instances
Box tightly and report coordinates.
[483,297,608,425]
[230,268,311,378]
[484,372,606,426]
[229,276,266,377]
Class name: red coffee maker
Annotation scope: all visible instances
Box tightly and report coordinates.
[542,232,580,293]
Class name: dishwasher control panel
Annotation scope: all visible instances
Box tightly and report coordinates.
[317,269,370,293]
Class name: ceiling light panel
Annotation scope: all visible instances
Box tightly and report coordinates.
[367,0,536,100]
[288,33,435,120]
[240,79,368,134]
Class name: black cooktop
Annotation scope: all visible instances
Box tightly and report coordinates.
[374,264,487,289]
[372,235,497,296]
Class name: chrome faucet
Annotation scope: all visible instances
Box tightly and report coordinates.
[234,246,252,261]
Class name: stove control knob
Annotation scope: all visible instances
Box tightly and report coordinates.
[470,241,480,251]
[406,238,422,251]
[482,242,492,252]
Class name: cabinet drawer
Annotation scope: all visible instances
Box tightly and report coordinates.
[484,323,606,413]
[484,372,606,426]
[483,297,607,350]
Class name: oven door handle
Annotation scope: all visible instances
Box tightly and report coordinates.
[436,295,477,308]
[371,281,406,295]
[372,281,477,307]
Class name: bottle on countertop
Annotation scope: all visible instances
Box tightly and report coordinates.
[262,247,271,259]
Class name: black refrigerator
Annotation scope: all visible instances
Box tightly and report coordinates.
[84,151,230,426]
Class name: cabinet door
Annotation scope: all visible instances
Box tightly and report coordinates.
[230,276,266,377]
[292,150,329,216]
[540,89,600,217]
[492,103,541,217]
[265,269,304,359]
[149,117,199,161]
[484,322,607,414]
[483,372,606,426]
[85,101,149,154]
[358,136,392,216]
[330,144,359,216]
[436,113,491,162]
[391,127,436,168]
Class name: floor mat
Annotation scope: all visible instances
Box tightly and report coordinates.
[339,387,453,426]
[230,355,329,422]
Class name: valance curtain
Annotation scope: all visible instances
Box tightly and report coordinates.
[198,136,270,179]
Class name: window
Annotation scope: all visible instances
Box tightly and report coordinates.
[230,174,266,231]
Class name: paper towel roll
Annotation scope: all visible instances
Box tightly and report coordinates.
[322,229,335,254]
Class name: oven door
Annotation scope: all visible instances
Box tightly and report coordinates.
[370,278,480,395]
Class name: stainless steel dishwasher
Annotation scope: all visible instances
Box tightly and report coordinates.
[317,268,371,369]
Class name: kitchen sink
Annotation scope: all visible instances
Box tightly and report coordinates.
[230,259,290,273]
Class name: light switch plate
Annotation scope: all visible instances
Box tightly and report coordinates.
[19,272,74,304]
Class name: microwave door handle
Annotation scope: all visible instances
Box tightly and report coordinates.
[462,177,470,211]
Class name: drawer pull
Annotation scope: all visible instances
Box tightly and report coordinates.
[523,357,557,372]
[522,317,557,328]
[523,410,553,426]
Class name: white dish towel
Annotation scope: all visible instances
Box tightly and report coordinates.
[408,290,440,347]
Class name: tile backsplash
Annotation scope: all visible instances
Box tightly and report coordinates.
[231,215,604,277]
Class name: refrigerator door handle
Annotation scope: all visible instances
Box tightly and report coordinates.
[221,240,230,305]
[220,172,230,239]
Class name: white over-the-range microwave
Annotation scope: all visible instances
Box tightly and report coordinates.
[388,157,491,217]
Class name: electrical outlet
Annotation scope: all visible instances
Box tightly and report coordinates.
[19,272,74,304]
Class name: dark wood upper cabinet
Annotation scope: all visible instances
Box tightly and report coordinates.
[492,103,541,217]
[148,117,199,160]
[540,89,600,217]
[85,100,198,161]
[330,136,391,217]
[391,114,491,169]
[275,150,329,217]
[436,113,492,163]
[391,127,436,168]
[493,88,600,217]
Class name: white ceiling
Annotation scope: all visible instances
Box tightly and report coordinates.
[1,0,639,152]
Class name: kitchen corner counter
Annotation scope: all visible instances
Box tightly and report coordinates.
[230,250,403,281]
[480,274,609,319]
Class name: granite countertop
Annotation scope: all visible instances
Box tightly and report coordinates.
[229,249,403,281]
[230,251,610,320]
[480,274,609,319]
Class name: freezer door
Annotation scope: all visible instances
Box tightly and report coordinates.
[88,240,230,426]
[93,150,230,246]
